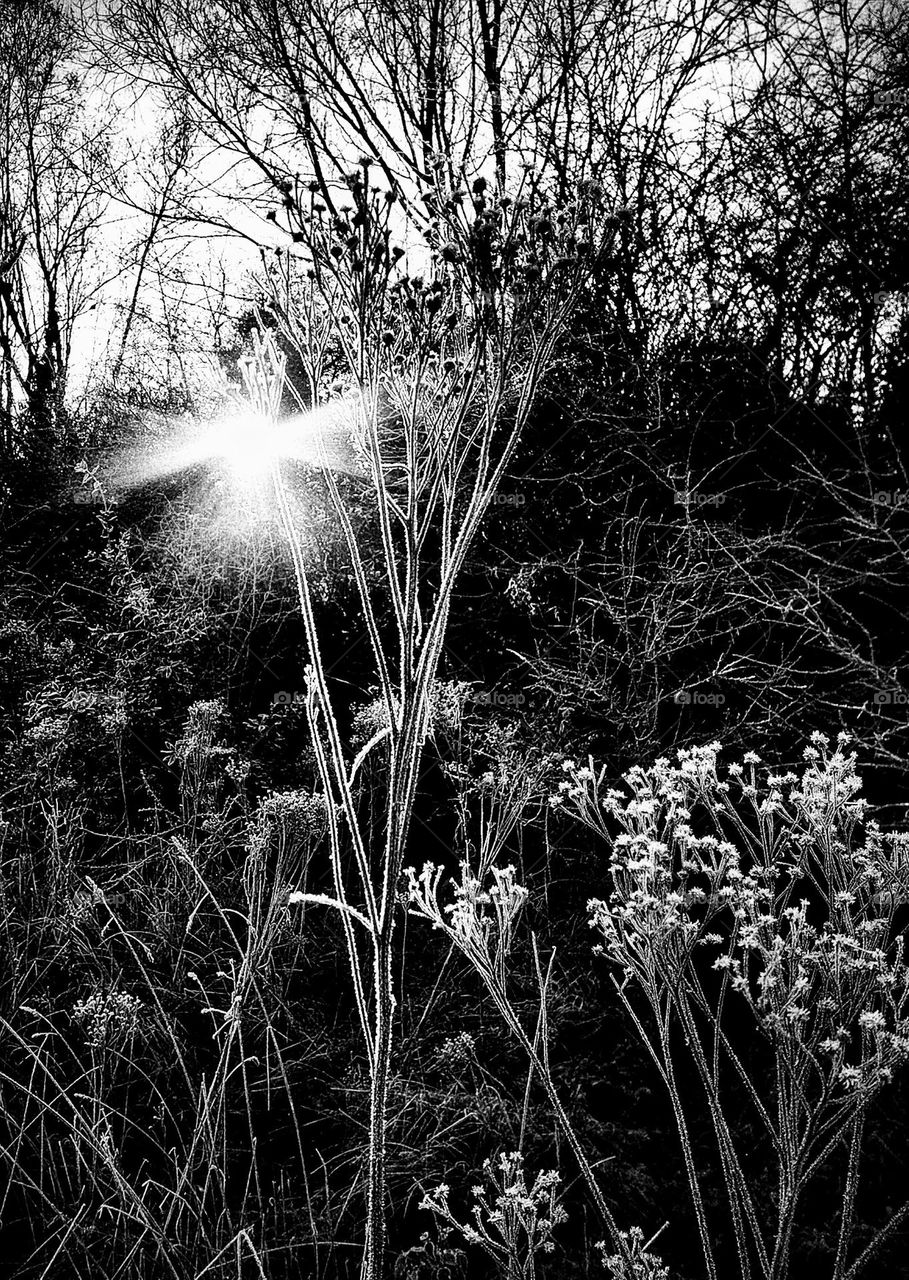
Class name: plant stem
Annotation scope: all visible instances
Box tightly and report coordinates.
[364,931,395,1280]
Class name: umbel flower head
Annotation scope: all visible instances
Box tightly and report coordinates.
[250,788,328,850]
[405,861,528,986]
[420,1151,567,1270]
[599,1226,670,1280]
[72,989,144,1048]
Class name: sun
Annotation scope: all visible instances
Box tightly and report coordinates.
[203,413,279,490]
[103,387,372,566]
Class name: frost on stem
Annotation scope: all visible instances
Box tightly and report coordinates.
[420,1151,566,1278]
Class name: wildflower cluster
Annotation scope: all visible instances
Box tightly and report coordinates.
[434,1030,476,1072]
[351,680,473,748]
[421,1151,567,1278]
[599,1226,671,1280]
[72,989,144,1048]
[443,721,553,801]
[424,170,614,318]
[350,693,398,746]
[406,861,528,985]
[428,679,472,736]
[557,733,909,1100]
[22,677,129,768]
[251,789,327,848]
[165,699,230,767]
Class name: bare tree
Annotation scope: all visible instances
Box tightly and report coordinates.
[0,0,117,472]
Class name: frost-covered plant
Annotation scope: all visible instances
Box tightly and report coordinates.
[254,164,605,1278]
[351,679,472,749]
[421,1151,567,1280]
[406,861,631,1260]
[599,1226,671,1280]
[407,861,528,988]
[164,698,235,824]
[434,1031,476,1073]
[556,733,909,1280]
[444,726,559,884]
[72,989,144,1049]
[250,789,328,851]
[428,680,474,738]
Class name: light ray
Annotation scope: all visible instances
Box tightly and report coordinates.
[111,395,366,495]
